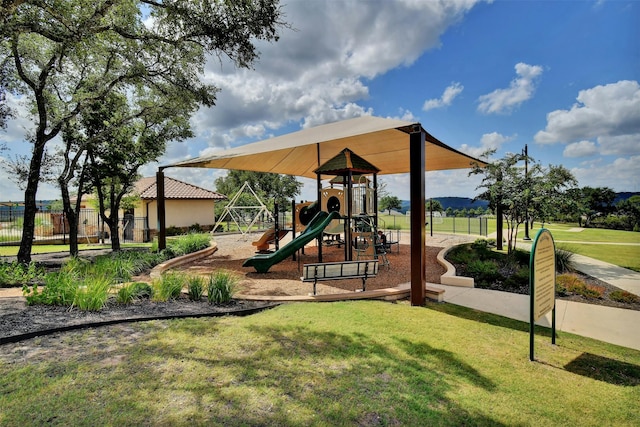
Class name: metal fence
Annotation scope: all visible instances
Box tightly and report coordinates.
[0,208,151,245]
[379,215,489,236]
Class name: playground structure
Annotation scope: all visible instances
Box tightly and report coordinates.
[243,211,341,273]
[244,148,390,273]
[251,227,289,253]
[213,182,273,235]
[158,116,487,305]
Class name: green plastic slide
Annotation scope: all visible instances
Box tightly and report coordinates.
[243,210,341,273]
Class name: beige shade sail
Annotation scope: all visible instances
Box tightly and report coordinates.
[167,116,484,177]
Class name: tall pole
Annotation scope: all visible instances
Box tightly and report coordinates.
[409,126,426,306]
[523,144,531,241]
[157,168,166,250]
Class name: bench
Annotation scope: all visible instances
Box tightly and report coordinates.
[301,260,379,295]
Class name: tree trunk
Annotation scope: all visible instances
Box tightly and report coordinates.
[59,177,79,257]
[108,215,121,251]
[17,141,46,264]
[110,184,121,251]
[66,209,80,257]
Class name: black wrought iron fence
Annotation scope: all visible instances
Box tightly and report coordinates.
[0,209,151,245]
[378,215,489,237]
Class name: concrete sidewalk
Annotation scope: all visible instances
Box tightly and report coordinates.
[428,283,640,351]
[431,237,640,351]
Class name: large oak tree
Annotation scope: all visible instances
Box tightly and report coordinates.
[1,0,285,263]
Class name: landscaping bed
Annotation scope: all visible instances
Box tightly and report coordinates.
[446,240,640,311]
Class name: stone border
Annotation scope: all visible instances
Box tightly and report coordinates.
[149,242,218,279]
[437,245,474,288]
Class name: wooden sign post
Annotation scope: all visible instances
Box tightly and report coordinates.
[529,228,556,361]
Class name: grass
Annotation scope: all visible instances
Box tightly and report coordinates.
[0,301,638,426]
[19,234,212,309]
[522,223,640,272]
[0,242,150,257]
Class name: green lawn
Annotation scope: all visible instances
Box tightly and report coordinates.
[0,243,151,257]
[522,223,640,272]
[1,301,638,426]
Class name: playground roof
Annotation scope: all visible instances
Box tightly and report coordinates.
[314,148,380,176]
[167,116,484,178]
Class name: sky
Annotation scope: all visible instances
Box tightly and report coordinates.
[1,0,639,203]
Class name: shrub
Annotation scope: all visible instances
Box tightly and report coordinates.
[61,256,91,276]
[555,246,575,273]
[207,270,237,304]
[117,282,153,304]
[0,261,45,287]
[117,284,137,304]
[556,274,604,299]
[467,259,501,287]
[511,249,530,266]
[188,223,203,233]
[168,233,211,257]
[503,266,530,291]
[471,239,494,258]
[446,245,475,265]
[187,275,205,301]
[557,273,585,294]
[609,290,640,304]
[153,272,184,301]
[23,271,77,306]
[165,226,183,236]
[582,284,605,299]
[73,275,112,311]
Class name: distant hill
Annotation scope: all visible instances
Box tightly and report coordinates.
[396,192,638,214]
[399,197,488,214]
[613,192,639,204]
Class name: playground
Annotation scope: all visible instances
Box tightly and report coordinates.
[173,232,452,297]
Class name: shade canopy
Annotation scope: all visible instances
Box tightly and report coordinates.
[167,116,484,177]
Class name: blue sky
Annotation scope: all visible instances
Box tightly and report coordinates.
[1,0,638,202]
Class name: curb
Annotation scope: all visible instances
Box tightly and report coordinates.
[437,245,475,288]
[149,243,218,279]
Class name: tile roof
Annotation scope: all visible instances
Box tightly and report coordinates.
[135,176,226,200]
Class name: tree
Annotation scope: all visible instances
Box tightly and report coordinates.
[376,178,390,200]
[471,152,529,254]
[55,121,92,257]
[471,152,577,253]
[379,195,402,215]
[87,89,194,251]
[215,170,302,213]
[1,0,285,263]
[574,187,617,227]
[528,164,577,228]
[617,195,640,231]
[426,198,444,213]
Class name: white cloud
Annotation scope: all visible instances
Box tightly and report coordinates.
[477,62,543,114]
[0,93,34,145]
[423,82,464,111]
[597,134,640,156]
[571,155,640,192]
[534,80,640,146]
[563,140,599,158]
[196,1,481,147]
[1,0,486,202]
[459,132,515,159]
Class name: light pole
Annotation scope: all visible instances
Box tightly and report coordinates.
[523,144,531,241]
